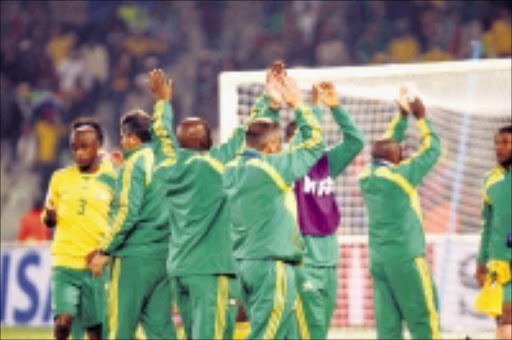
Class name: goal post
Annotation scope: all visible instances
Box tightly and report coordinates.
[218,58,511,335]
[219,58,511,140]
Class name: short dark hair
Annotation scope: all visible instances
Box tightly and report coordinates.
[246,119,281,151]
[121,110,151,143]
[498,124,512,134]
[285,121,297,142]
[71,117,104,145]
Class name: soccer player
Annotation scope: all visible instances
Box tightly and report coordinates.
[475,124,512,340]
[286,82,364,340]
[42,118,115,340]
[223,71,325,339]
[89,108,176,339]
[147,67,277,340]
[358,90,441,339]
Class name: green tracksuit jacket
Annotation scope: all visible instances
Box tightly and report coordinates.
[358,115,442,340]
[358,115,441,265]
[294,105,365,267]
[151,97,272,277]
[100,142,170,258]
[223,105,325,263]
[477,165,512,265]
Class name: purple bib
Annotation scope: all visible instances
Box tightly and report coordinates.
[294,154,340,236]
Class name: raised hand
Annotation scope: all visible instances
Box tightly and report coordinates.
[410,97,426,120]
[266,69,283,110]
[282,76,302,109]
[319,81,338,108]
[147,68,173,102]
[266,60,287,110]
[312,82,321,104]
[396,86,411,117]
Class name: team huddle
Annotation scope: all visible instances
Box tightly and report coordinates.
[42,61,512,340]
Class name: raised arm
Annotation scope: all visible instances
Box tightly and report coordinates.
[147,69,177,166]
[268,105,324,184]
[313,82,364,177]
[382,86,411,142]
[382,114,409,142]
[395,97,441,186]
[210,61,286,164]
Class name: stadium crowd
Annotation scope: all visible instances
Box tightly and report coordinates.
[1,0,511,241]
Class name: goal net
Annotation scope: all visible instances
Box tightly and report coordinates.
[219,58,511,336]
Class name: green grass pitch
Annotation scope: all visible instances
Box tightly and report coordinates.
[1,327,53,340]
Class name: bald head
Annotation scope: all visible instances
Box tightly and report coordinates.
[372,138,401,164]
[177,118,212,151]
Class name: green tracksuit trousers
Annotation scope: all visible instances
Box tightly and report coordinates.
[295,265,338,340]
[107,256,176,340]
[173,274,236,340]
[239,260,299,340]
[370,256,440,340]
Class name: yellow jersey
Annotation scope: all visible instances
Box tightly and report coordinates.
[44,163,115,269]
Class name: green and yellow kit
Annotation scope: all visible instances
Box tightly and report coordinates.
[151,97,262,340]
[293,104,364,340]
[223,103,324,340]
[475,165,512,317]
[43,162,115,334]
[99,113,175,339]
[358,114,441,340]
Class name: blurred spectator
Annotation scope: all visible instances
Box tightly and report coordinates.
[1,1,511,242]
[421,44,454,62]
[17,197,51,244]
[284,1,322,65]
[315,14,351,66]
[482,8,512,57]
[57,47,92,122]
[196,0,226,49]
[370,52,391,65]
[389,18,420,63]
[57,48,91,97]
[195,50,221,127]
[46,24,77,69]
[81,34,110,113]
[109,54,134,140]
[1,77,26,170]
[356,23,388,64]
[122,31,167,58]
[34,107,66,196]
[458,19,484,58]
[117,0,150,33]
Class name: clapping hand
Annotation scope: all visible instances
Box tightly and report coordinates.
[266,61,287,110]
[147,69,173,102]
[396,86,411,117]
[316,81,338,108]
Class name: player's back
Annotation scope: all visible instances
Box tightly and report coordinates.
[107,146,170,258]
[164,149,235,277]
[224,152,304,263]
[358,162,426,264]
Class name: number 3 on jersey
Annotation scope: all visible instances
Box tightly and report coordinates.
[77,198,87,215]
